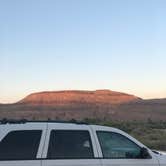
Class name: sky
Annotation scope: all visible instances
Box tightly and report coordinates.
[0,0,166,103]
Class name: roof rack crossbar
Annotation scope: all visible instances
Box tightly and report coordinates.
[0,119,88,125]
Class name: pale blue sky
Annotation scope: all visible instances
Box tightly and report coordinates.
[0,0,166,103]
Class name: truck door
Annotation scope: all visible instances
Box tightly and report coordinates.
[42,123,101,166]
[92,126,159,166]
[0,123,47,166]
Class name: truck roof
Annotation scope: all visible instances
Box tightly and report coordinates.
[0,118,122,133]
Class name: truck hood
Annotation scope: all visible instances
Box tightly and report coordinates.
[153,150,166,165]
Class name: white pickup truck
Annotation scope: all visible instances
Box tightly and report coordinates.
[0,120,165,166]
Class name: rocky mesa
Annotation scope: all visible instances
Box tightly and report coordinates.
[18,90,141,105]
[0,90,166,121]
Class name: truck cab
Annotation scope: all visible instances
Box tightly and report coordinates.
[0,120,165,166]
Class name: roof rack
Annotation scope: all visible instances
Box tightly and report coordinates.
[0,118,88,125]
[0,119,27,124]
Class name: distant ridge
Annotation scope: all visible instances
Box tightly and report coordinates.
[18,89,141,105]
[0,89,166,121]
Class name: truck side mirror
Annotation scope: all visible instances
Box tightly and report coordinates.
[140,147,152,159]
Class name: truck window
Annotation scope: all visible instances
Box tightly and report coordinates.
[47,130,94,159]
[0,130,42,160]
[97,131,141,159]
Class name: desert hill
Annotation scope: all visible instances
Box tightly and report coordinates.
[0,90,166,121]
[18,90,141,105]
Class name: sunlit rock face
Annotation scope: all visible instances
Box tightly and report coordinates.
[18,89,141,105]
